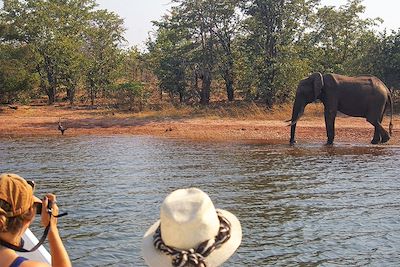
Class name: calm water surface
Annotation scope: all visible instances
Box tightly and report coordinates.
[1,136,400,266]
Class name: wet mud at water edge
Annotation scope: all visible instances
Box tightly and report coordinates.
[1,136,400,266]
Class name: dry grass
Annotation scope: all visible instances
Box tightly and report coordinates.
[8,98,325,121]
[130,101,324,121]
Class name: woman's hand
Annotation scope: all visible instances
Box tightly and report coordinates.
[40,194,72,267]
[41,193,59,228]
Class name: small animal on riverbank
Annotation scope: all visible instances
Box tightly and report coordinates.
[8,105,18,110]
[58,118,67,135]
[288,73,393,145]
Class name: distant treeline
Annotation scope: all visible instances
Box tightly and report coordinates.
[1,0,399,109]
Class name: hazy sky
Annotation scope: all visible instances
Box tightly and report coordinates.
[95,0,399,48]
[96,0,174,48]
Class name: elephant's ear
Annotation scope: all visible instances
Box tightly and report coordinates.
[310,72,324,101]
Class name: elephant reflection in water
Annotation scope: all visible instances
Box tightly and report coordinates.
[288,73,393,145]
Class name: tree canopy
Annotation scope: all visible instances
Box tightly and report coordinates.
[0,0,399,108]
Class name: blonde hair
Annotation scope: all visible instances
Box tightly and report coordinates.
[0,199,34,234]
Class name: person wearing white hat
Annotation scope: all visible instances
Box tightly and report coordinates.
[142,188,242,267]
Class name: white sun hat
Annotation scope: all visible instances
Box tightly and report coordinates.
[142,188,242,267]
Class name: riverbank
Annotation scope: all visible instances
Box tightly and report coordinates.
[1,104,399,145]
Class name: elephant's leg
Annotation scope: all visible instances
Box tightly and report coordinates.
[367,109,390,144]
[379,123,390,143]
[370,123,381,144]
[378,113,390,143]
[324,110,337,145]
[367,119,390,144]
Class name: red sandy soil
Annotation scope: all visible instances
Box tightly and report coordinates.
[1,104,400,145]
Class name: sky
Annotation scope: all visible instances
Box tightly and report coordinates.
[96,0,174,48]
[95,0,399,49]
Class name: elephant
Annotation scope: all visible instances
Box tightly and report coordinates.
[288,73,393,145]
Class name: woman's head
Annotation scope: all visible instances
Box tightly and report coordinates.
[0,173,41,234]
[142,188,242,267]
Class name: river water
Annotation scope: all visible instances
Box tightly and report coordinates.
[1,136,400,266]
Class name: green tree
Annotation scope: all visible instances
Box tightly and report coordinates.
[240,0,318,105]
[309,0,379,74]
[0,44,38,103]
[114,81,147,111]
[170,0,216,105]
[374,31,400,89]
[0,1,38,103]
[115,48,152,111]
[147,17,192,103]
[58,36,87,105]
[2,0,125,106]
[150,0,242,104]
[2,0,97,104]
[84,9,125,106]
[207,0,241,101]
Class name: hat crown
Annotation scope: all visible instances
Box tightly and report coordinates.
[0,173,34,217]
[160,188,220,250]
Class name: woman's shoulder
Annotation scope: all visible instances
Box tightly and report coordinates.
[20,259,50,267]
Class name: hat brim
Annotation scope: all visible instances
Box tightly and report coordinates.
[142,209,242,267]
[33,195,42,204]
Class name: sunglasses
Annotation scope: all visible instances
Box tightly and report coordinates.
[27,180,44,215]
[27,180,35,190]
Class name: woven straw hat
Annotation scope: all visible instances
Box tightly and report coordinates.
[142,188,242,267]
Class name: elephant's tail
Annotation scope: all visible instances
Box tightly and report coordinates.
[388,88,393,135]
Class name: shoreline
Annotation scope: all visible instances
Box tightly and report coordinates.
[1,105,399,145]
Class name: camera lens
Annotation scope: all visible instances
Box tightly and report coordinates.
[35,202,42,214]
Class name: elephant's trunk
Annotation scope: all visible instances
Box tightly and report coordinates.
[289,98,305,145]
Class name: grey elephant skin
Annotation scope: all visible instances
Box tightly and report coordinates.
[289,73,393,145]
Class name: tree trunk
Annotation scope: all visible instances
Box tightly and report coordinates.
[67,87,75,105]
[89,78,96,106]
[46,73,56,105]
[67,81,76,105]
[200,70,211,105]
[43,56,57,105]
[179,92,183,103]
[220,39,234,101]
[45,78,57,105]
[47,86,56,105]
[224,65,234,101]
[129,95,134,111]
[90,88,95,106]
[226,79,234,101]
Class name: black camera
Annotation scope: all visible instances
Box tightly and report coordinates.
[35,200,53,215]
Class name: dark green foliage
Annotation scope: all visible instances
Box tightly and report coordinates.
[114,82,149,111]
[0,44,38,103]
[1,0,399,109]
[375,31,400,89]
[147,24,191,103]
[308,0,380,75]
[1,0,125,106]
[84,9,125,106]
[148,0,242,105]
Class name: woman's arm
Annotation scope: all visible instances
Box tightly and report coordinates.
[41,194,72,267]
